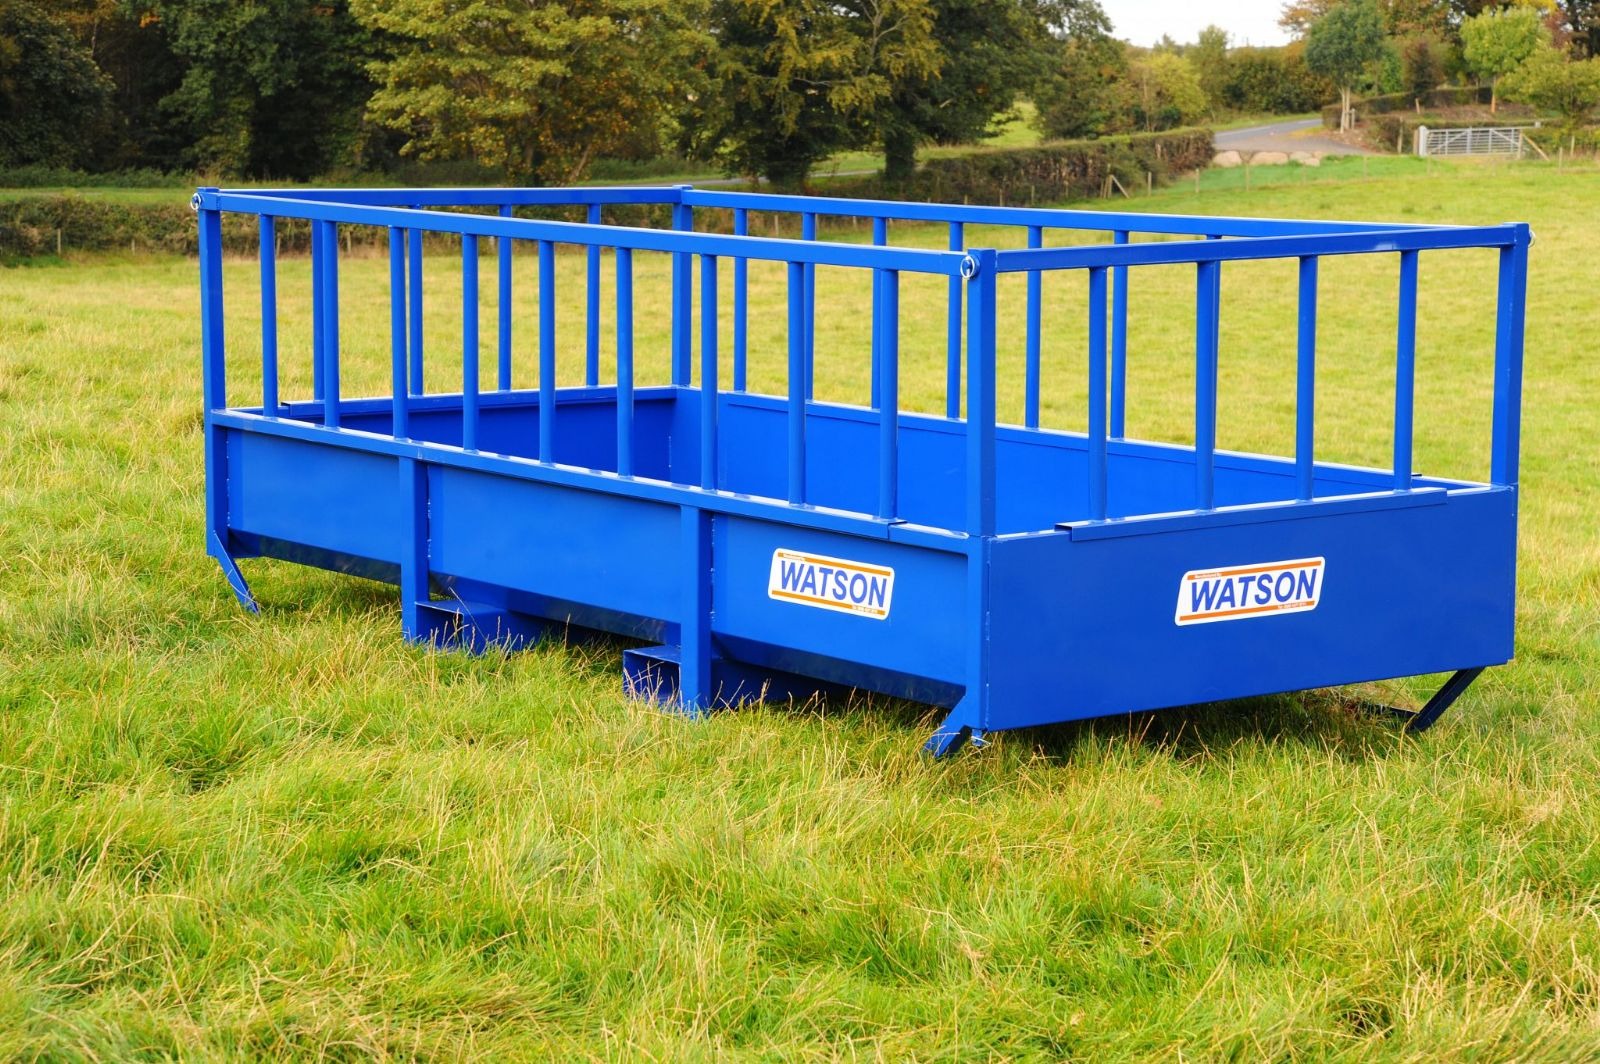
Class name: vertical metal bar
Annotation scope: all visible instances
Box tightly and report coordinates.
[586,203,601,387]
[802,211,816,400]
[389,227,408,439]
[616,246,634,477]
[198,200,226,420]
[946,222,964,418]
[461,234,479,451]
[1194,259,1220,510]
[733,208,748,392]
[1087,266,1108,521]
[787,260,806,504]
[1296,255,1319,501]
[872,216,888,410]
[877,270,900,521]
[671,193,693,386]
[966,250,998,536]
[1394,250,1419,491]
[539,239,556,462]
[408,221,424,396]
[258,214,278,413]
[398,458,430,640]
[700,254,718,491]
[678,506,713,716]
[317,219,340,429]
[1025,225,1043,429]
[1491,227,1530,486]
[310,222,325,400]
[497,205,512,390]
[1110,230,1130,438]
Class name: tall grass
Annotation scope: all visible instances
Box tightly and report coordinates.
[1,160,1598,1058]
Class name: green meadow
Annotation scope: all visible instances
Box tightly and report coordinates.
[2,157,1598,1058]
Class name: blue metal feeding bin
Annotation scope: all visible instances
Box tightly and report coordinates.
[194,185,1529,754]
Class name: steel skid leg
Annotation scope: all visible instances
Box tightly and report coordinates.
[208,531,258,613]
[924,699,986,757]
[1358,666,1487,733]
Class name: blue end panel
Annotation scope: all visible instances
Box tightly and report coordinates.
[226,430,402,565]
[426,465,681,622]
[983,487,1517,731]
[712,516,969,691]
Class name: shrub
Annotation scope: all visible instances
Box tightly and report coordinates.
[1222,46,1334,115]
[1320,86,1494,128]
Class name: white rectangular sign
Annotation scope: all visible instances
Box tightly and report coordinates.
[1175,557,1325,626]
[768,549,894,620]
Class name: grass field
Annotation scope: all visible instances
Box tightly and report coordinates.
[2,160,1599,1059]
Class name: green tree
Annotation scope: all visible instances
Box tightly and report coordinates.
[0,0,112,167]
[1222,44,1336,112]
[45,0,185,170]
[874,0,1111,183]
[1461,5,1548,112]
[357,0,711,184]
[1400,34,1445,103]
[1502,42,1600,125]
[1191,24,1231,110]
[1033,18,1126,138]
[1117,51,1207,130]
[686,0,939,187]
[151,0,384,178]
[1305,0,1387,131]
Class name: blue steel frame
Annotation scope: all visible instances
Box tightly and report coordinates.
[195,185,1530,755]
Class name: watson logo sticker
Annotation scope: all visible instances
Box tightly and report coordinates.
[768,549,894,620]
[1175,557,1325,626]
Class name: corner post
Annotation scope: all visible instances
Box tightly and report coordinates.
[1491,225,1530,486]
[197,189,256,611]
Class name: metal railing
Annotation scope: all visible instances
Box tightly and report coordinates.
[196,185,1530,541]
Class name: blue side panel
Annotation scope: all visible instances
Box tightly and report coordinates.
[226,430,402,565]
[339,393,678,480]
[426,465,681,622]
[718,395,1437,532]
[712,516,969,692]
[982,487,1517,731]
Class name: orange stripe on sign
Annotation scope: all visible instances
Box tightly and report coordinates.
[1186,561,1314,581]
[1177,600,1314,623]
[782,552,893,578]
[770,588,884,612]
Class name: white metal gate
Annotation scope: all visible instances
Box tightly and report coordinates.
[1415,126,1526,158]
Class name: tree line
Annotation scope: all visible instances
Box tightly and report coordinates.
[1292,0,1600,130]
[2,1,1596,187]
[0,0,1260,185]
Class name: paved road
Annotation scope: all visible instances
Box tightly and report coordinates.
[1214,117,1374,156]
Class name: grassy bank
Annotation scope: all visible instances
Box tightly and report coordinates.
[1,163,1598,1057]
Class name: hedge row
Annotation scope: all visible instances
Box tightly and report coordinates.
[1321,86,1494,129]
[1524,125,1600,156]
[827,128,1214,205]
[0,197,673,257]
[0,129,1214,257]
